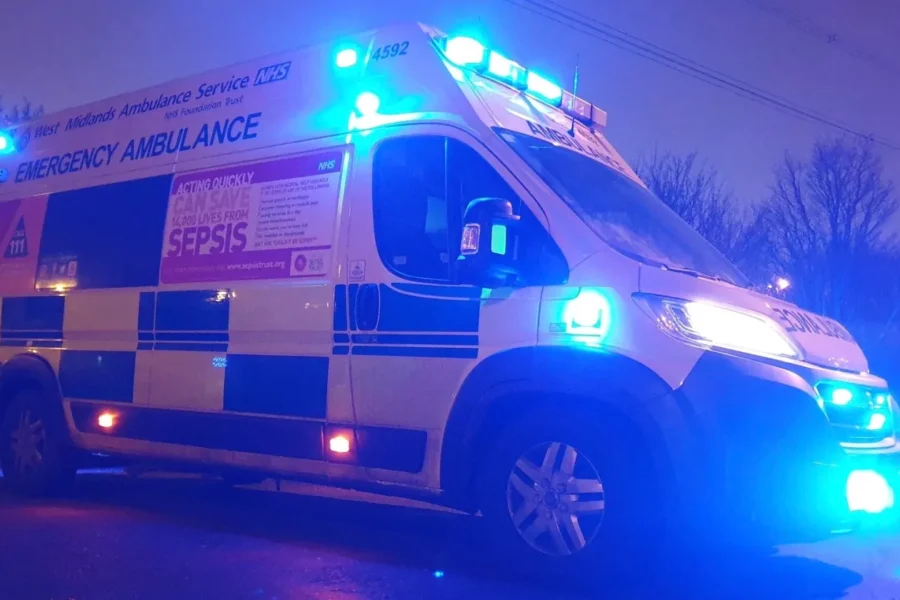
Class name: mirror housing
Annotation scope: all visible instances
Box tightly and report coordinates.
[457,197,521,287]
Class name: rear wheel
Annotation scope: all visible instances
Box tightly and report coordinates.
[479,410,661,581]
[0,388,75,495]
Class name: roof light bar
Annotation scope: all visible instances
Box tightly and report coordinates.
[562,91,592,122]
[487,51,526,88]
[444,36,486,67]
[526,71,562,106]
[561,91,608,128]
[437,35,604,127]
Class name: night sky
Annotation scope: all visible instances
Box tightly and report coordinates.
[2,0,897,203]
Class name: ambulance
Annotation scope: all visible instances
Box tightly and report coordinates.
[0,23,897,572]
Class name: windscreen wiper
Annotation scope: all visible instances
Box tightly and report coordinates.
[661,264,729,285]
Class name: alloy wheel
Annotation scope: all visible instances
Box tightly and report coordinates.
[506,441,606,556]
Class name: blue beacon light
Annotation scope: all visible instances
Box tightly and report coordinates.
[0,131,15,155]
[563,289,612,340]
[336,48,358,68]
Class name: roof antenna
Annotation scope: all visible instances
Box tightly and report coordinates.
[567,55,579,138]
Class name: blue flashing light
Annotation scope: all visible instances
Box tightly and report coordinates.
[433,570,445,579]
[336,48,358,68]
[563,289,612,338]
[866,412,888,430]
[355,92,381,116]
[526,71,563,105]
[490,224,507,255]
[444,36,485,67]
[847,469,895,514]
[831,388,853,406]
[0,132,14,155]
[487,51,525,86]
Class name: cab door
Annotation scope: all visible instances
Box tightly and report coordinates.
[337,128,566,489]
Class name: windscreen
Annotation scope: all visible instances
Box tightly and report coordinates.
[498,129,748,287]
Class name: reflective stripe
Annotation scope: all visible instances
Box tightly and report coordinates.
[223,354,328,419]
[351,345,477,358]
[59,350,136,402]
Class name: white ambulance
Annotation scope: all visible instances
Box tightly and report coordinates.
[0,23,897,572]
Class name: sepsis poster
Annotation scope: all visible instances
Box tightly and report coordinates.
[0,196,48,295]
[160,151,343,284]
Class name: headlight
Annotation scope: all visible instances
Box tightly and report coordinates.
[637,295,801,360]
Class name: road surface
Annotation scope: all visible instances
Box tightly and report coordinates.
[0,472,898,599]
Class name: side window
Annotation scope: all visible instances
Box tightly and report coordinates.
[372,136,567,285]
[447,138,519,211]
[37,175,172,290]
[373,136,453,282]
[447,140,568,286]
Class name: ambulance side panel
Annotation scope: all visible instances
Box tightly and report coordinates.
[0,136,358,480]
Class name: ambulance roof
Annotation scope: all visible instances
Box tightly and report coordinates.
[0,23,639,202]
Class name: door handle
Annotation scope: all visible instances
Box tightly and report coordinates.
[355,283,379,331]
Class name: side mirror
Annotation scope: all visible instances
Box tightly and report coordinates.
[457,197,521,287]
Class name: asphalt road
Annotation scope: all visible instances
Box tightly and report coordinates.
[0,472,898,600]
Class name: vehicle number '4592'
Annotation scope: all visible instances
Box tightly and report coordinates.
[371,42,409,61]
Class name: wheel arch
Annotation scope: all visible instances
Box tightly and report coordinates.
[0,353,71,444]
[440,346,681,512]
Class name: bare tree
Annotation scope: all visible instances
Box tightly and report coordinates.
[760,137,898,322]
[0,96,44,127]
[635,150,762,274]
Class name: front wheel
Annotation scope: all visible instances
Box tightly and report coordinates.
[478,411,661,580]
[0,388,75,496]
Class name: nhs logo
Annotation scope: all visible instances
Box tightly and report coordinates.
[253,61,292,86]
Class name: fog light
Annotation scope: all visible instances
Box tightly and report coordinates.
[847,469,895,514]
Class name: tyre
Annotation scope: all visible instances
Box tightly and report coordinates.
[0,387,75,496]
[478,409,661,582]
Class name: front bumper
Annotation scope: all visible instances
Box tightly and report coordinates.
[669,351,899,543]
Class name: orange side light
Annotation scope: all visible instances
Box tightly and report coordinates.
[328,434,351,454]
[97,412,117,429]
